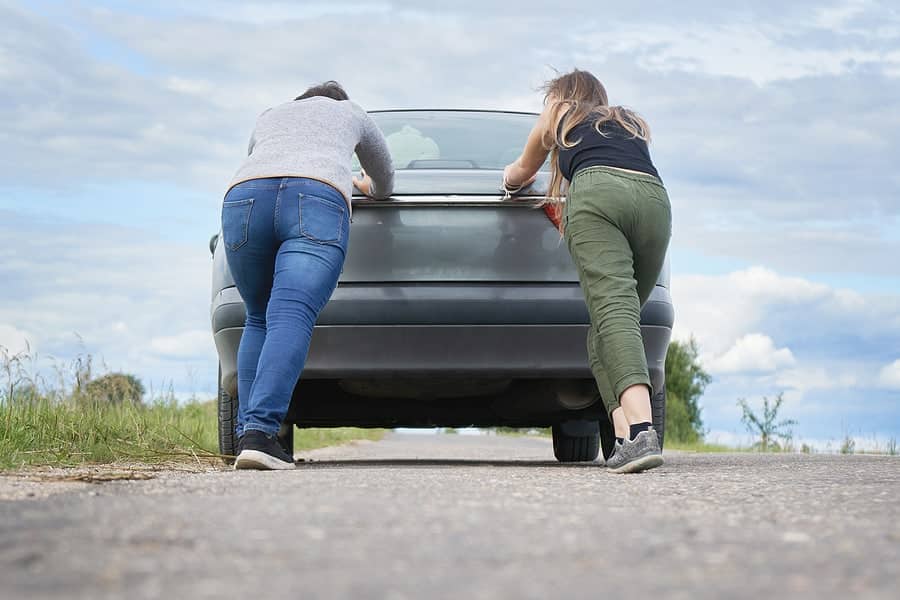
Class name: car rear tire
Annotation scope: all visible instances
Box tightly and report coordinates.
[217,367,295,463]
[277,422,294,458]
[598,409,616,462]
[577,387,666,462]
[552,421,601,462]
[652,387,667,450]
[217,366,239,464]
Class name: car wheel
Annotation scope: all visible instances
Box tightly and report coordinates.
[597,409,616,462]
[552,421,601,462]
[217,365,238,464]
[277,422,294,458]
[652,387,667,450]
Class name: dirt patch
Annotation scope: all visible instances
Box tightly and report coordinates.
[29,470,157,484]
[0,462,226,501]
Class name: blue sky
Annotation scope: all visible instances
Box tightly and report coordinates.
[2,0,899,446]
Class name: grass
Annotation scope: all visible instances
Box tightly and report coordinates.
[489,426,739,452]
[0,397,386,471]
[488,427,551,437]
[1,397,221,470]
[0,346,383,471]
[291,427,384,452]
[489,427,747,453]
[664,440,735,453]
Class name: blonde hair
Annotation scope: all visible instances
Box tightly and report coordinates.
[541,69,652,228]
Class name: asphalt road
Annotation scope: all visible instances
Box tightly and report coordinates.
[2,433,899,600]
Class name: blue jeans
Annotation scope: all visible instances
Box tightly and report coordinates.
[222,177,349,437]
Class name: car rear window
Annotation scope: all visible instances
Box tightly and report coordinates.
[352,111,550,172]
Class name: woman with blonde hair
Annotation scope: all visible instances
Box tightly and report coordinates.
[503,69,671,473]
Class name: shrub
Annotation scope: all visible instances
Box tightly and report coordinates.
[840,435,856,455]
[84,373,146,405]
[737,393,797,452]
[665,338,711,443]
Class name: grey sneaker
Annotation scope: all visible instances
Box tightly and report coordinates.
[605,428,664,473]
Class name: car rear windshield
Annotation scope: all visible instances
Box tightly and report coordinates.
[352,111,550,171]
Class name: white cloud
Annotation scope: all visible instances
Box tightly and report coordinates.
[704,429,754,448]
[0,211,217,396]
[591,24,898,85]
[0,324,32,355]
[30,2,891,278]
[1,1,898,437]
[814,0,875,30]
[672,266,899,358]
[707,333,795,374]
[185,1,395,23]
[775,366,858,393]
[150,330,214,360]
[670,263,900,438]
[4,2,898,271]
[671,265,899,429]
[878,359,900,389]
[729,267,831,304]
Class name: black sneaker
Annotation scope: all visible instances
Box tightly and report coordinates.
[234,429,296,470]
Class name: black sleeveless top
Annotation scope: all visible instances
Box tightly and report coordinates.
[557,117,660,181]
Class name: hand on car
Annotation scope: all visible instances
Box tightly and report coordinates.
[353,169,374,196]
[502,161,537,193]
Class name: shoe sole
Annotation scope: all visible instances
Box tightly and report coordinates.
[233,449,295,470]
[607,453,664,474]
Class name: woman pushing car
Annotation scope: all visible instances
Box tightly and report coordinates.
[222,81,394,470]
[503,69,672,473]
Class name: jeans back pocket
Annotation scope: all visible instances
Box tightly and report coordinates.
[222,198,254,251]
[299,193,345,244]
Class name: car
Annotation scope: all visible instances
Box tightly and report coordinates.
[209,109,674,462]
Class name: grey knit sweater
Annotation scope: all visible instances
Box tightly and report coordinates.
[228,97,394,203]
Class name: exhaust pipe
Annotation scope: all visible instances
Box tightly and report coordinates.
[554,379,600,410]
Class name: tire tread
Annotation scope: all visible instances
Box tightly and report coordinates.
[652,388,667,450]
[218,366,238,464]
[552,425,601,462]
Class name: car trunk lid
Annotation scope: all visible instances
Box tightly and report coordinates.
[344,170,574,283]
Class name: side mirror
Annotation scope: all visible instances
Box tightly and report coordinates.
[209,233,219,256]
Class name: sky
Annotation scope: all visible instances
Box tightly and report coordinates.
[1,0,899,447]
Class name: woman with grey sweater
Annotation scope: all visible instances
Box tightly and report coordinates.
[222,81,394,470]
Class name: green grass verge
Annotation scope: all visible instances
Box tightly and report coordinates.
[488,427,551,437]
[0,398,220,470]
[292,427,385,452]
[664,440,736,453]
[0,398,383,471]
[486,427,741,452]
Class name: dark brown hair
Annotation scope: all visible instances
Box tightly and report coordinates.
[295,80,349,101]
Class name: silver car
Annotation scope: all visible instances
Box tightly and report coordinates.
[210,110,674,462]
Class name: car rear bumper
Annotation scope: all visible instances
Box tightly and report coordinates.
[212,283,673,399]
[215,322,595,381]
[211,283,674,328]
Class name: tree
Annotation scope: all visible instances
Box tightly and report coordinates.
[737,393,797,452]
[665,338,711,442]
[664,391,700,444]
[84,373,145,405]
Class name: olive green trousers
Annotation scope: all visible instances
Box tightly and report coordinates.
[564,166,672,416]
